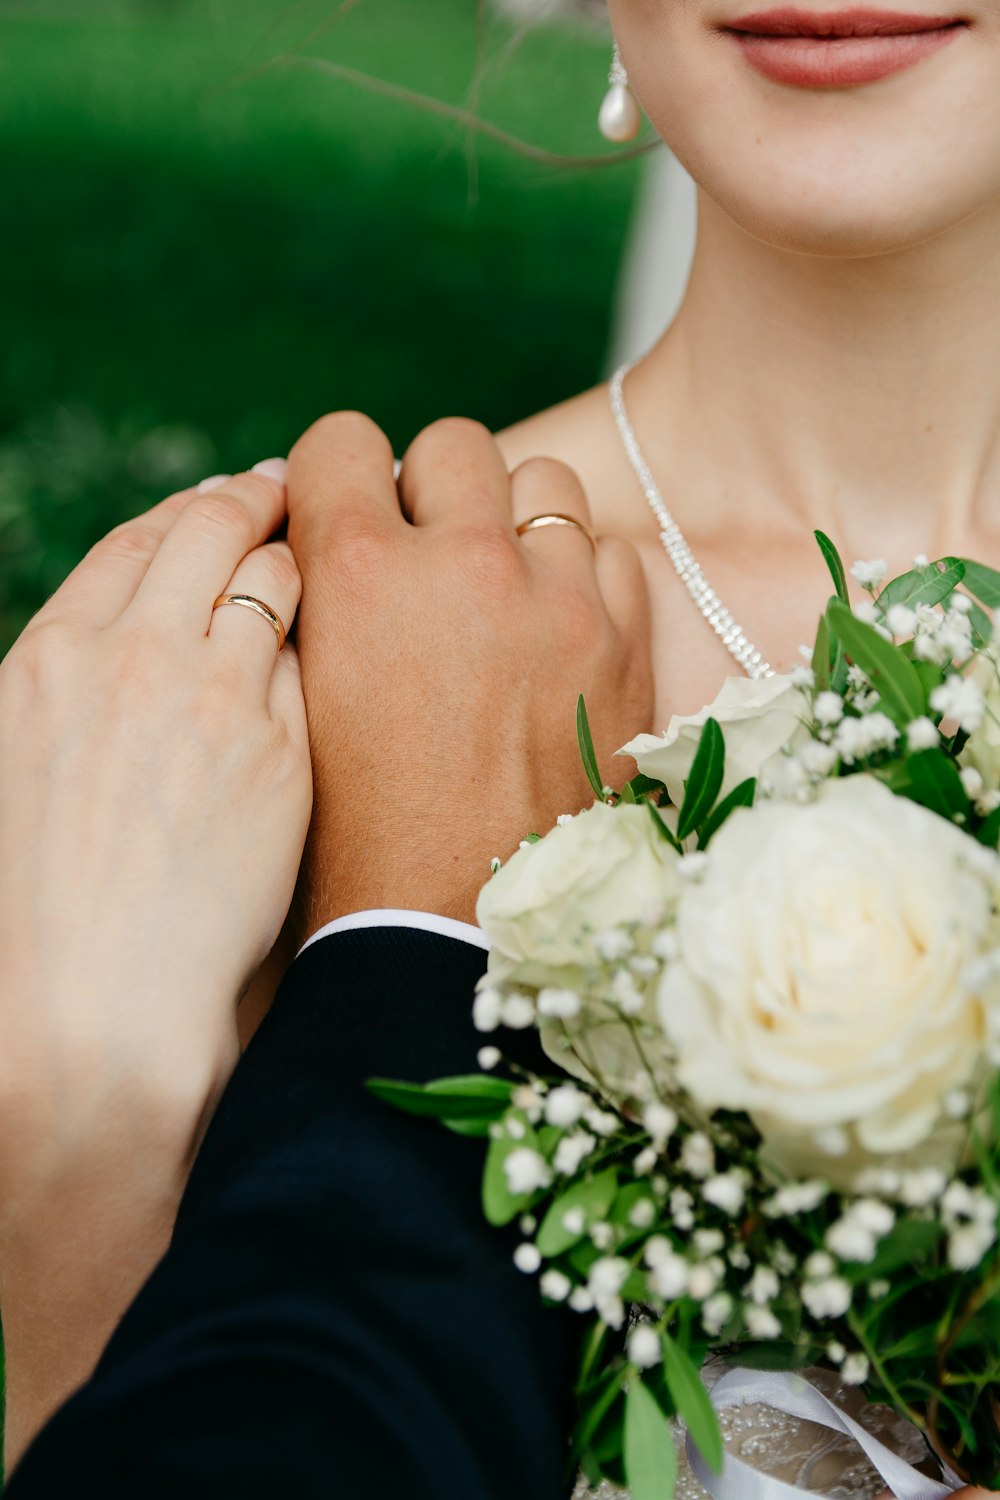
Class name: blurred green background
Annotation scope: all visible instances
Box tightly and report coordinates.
[0,0,642,651]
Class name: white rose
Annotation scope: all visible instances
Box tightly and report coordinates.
[477,801,679,990]
[477,801,680,1094]
[658,776,996,1187]
[960,647,1000,787]
[620,673,809,811]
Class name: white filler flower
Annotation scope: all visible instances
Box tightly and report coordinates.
[622,673,810,810]
[658,776,996,1187]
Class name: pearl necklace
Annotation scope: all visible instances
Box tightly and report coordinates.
[610,365,774,680]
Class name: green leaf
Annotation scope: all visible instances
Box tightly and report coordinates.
[959,559,1000,609]
[441,1116,496,1138]
[815,597,849,695]
[482,1128,540,1227]
[879,1325,939,1363]
[572,1368,626,1466]
[577,695,607,803]
[903,749,970,822]
[968,599,994,649]
[978,807,1000,848]
[677,718,725,842]
[876,558,965,615]
[812,610,833,692]
[826,601,925,725]
[911,659,945,703]
[647,801,682,852]
[609,1182,659,1247]
[624,1378,680,1500]
[661,1332,724,1474]
[536,1169,619,1257]
[815,530,850,604]
[627,773,668,804]
[367,1075,513,1121]
[697,777,756,850]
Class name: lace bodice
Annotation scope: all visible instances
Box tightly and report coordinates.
[572,1366,931,1500]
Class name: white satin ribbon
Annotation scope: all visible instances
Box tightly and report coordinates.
[686,1369,965,1500]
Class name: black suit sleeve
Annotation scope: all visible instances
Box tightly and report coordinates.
[6,928,578,1499]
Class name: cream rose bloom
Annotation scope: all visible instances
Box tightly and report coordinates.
[620,673,809,810]
[961,647,1000,787]
[478,801,680,992]
[657,776,998,1187]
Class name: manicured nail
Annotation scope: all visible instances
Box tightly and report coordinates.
[198,474,232,494]
[251,457,288,482]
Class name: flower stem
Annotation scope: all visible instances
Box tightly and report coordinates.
[847,1308,925,1431]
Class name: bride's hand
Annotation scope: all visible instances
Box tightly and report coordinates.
[0,464,312,1465]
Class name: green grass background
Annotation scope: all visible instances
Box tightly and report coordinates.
[0,0,642,651]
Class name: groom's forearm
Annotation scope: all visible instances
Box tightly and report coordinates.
[7,928,578,1500]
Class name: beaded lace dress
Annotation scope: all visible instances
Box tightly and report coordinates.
[570,1363,931,1500]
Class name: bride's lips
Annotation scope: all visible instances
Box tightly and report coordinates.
[721,7,968,86]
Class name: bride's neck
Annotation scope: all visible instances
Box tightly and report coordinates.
[634,189,1000,562]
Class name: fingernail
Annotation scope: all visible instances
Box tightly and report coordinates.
[198,474,232,494]
[251,457,288,482]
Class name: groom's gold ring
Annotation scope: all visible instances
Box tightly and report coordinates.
[516,514,598,557]
[212,594,287,651]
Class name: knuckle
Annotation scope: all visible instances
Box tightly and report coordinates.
[331,517,394,583]
[96,519,163,566]
[1,619,79,714]
[191,489,255,542]
[258,545,300,599]
[459,524,521,592]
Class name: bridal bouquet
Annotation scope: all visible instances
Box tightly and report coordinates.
[371,535,1000,1499]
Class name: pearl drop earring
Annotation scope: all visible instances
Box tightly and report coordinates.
[598,44,641,143]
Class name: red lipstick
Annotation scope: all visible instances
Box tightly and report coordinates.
[722,8,968,86]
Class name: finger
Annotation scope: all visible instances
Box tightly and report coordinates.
[268,641,310,755]
[134,470,288,633]
[398,418,512,531]
[30,484,202,632]
[209,542,302,692]
[286,412,402,571]
[510,457,598,565]
[595,532,651,644]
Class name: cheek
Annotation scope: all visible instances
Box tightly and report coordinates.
[614,4,1000,257]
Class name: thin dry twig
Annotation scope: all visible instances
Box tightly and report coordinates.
[216,51,661,171]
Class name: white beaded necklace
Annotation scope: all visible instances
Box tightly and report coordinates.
[610,365,774,680]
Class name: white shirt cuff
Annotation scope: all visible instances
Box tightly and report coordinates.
[297,909,489,959]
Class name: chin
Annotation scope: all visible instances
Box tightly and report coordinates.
[670,124,1000,259]
[701,173,983,258]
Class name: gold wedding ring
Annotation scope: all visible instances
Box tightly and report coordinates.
[212,594,287,651]
[515,513,598,556]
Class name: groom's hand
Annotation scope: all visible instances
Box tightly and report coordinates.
[287,412,653,932]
